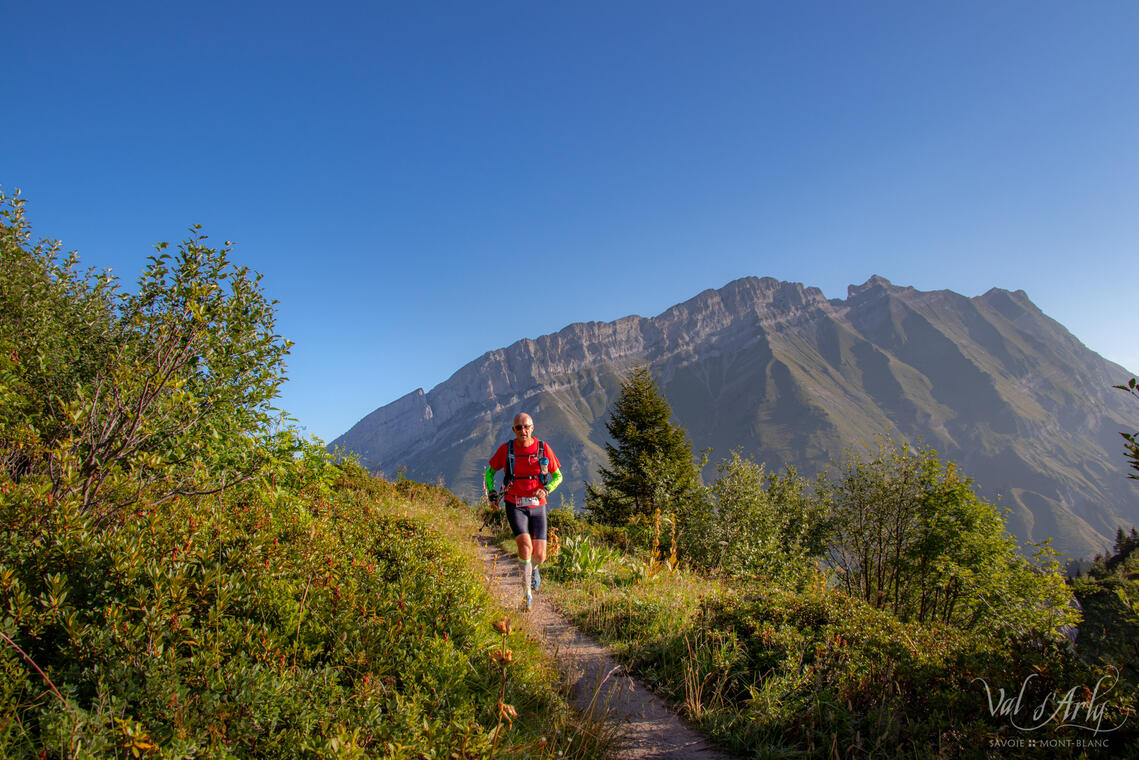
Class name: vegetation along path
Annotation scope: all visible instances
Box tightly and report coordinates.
[476,535,730,760]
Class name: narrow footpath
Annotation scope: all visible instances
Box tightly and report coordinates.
[475,535,731,760]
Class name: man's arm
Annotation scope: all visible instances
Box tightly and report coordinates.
[545,469,563,494]
[542,443,563,496]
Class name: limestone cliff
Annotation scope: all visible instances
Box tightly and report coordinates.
[330,276,1139,560]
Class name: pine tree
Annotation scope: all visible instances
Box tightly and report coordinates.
[585,365,699,525]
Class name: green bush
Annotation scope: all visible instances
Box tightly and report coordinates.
[0,190,120,471]
[587,523,632,552]
[679,452,826,588]
[546,536,621,582]
[1114,378,1139,479]
[2,190,291,526]
[0,192,593,758]
[1071,532,1139,686]
[546,506,581,536]
[823,438,1077,635]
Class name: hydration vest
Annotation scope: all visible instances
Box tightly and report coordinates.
[504,439,551,489]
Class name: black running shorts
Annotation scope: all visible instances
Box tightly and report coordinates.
[504,500,548,541]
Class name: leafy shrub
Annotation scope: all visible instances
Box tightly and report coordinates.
[680,452,826,588]
[546,506,581,536]
[0,192,593,758]
[1114,377,1139,479]
[1071,532,1139,686]
[2,191,291,527]
[0,191,120,464]
[546,536,621,582]
[823,438,1077,635]
[587,523,632,551]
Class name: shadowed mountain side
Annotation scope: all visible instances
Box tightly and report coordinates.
[331,276,1139,560]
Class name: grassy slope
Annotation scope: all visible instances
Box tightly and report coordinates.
[0,461,606,759]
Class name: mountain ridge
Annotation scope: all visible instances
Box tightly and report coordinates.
[331,275,1139,560]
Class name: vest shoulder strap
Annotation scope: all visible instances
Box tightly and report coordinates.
[505,439,545,486]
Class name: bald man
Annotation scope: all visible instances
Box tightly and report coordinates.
[485,413,563,609]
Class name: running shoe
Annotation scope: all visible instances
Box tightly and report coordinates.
[531,565,541,591]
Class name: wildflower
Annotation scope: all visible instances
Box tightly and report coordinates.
[497,700,518,725]
[492,617,512,635]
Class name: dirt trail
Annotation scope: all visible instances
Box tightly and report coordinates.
[476,535,730,760]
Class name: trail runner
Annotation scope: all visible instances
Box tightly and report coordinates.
[485,413,563,609]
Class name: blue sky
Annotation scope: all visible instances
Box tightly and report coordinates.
[7,2,1137,443]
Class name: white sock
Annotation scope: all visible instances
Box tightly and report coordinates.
[520,558,532,598]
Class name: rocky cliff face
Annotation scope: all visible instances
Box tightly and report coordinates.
[330,276,1139,560]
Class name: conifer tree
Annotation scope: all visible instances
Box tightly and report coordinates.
[586,365,699,525]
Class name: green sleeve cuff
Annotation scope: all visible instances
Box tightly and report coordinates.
[484,466,497,493]
[546,469,563,494]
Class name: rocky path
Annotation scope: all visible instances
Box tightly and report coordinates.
[476,535,730,760]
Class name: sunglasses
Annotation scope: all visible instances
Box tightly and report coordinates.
[513,424,533,431]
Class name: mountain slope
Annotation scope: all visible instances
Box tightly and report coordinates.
[330,276,1139,559]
